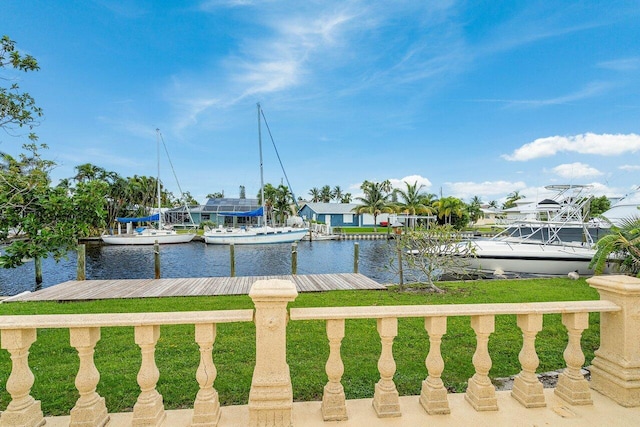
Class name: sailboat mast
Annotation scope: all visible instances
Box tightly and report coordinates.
[258,103,266,227]
[156,128,162,230]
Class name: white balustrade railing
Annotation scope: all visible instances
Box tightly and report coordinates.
[1,275,640,427]
[289,300,621,421]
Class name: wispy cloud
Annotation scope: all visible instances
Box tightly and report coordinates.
[597,57,640,71]
[473,81,614,109]
[619,164,640,171]
[502,133,640,161]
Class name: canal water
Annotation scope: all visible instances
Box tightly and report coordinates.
[0,240,400,296]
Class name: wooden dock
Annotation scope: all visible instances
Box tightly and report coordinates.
[4,273,387,302]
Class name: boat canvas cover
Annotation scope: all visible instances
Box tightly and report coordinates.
[217,207,264,217]
[116,214,160,223]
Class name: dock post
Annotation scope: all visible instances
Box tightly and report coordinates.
[230,243,236,277]
[77,244,86,280]
[154,241,160,279]
[353,242,359,274]
[291,243,297,275]
[35,256,43,285]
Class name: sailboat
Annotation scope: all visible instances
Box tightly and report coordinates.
[101,130,196,245]
[203,104,308,245]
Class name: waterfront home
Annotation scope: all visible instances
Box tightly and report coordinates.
[299,202,392,228]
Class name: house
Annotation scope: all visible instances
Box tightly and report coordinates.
[198,198,262,227]
[298,202,393,227]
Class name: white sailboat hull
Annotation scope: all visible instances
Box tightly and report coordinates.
[466,239,597,276]
[203,227,308,245]
[101,230,195,245]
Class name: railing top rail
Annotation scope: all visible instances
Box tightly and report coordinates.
[289,300,620,321]
[0,309,254,329]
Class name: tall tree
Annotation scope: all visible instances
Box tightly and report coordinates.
[393,181,435,228]
[340,193,352,204]
[309,187,320,203]
[468,195,483,224]
[434,196,466,226]
[332,185,343,202]
[353,180,393,231]
[0,35,42,141]
[503,191,524,209]
[0,144,106,274]
[320,185,332,203]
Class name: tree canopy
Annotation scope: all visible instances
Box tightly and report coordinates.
[0,35,42,141]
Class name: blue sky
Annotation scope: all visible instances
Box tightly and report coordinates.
[3,1,640,205]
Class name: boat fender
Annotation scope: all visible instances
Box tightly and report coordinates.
[568,271,580,280]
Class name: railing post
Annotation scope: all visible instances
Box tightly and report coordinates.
[373,317,401,418]
[465,315,498,411]
[191,323,221,427]
[322,319,347,421]
[511,313,545,408]
[588,275,640,407]
[69,327,109,427]
[0,328,44,427]
[420,316,450,414]
[248,279,298,427]
[555,312,592,405]
[132,324,166,426]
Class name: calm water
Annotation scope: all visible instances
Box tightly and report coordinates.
[0,240,399,296]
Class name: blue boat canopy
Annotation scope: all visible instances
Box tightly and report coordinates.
[116,214,160,223]
[217,207,264,217]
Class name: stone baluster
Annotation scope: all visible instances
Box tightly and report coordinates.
[419,316,450,414]
[465,315,498,411]
[0,328,44,427]
[372,317,401,418]
[248,279,298,427]
[322,319,347,421]
[132,324,166,426]
[69,327,109,427]
[191,323,221,427]
[554,312,592,405]
[588,275,640,407]
[511,313,545,408]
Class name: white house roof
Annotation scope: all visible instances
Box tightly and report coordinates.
[300,202,359,215]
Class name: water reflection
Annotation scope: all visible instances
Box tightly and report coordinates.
[0,240,397,296]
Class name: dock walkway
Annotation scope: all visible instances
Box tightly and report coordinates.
[5,273,386,302]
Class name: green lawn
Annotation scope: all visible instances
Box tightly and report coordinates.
[0,277,602,415]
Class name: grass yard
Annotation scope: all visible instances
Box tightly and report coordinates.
[0,277,601,416]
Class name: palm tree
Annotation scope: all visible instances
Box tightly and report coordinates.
[393,181,435,228]
[353,180,393,231]
[434,196,465,225]
[503,190,524,209]
[332,185,343,202]
[468,195,483,224]
[488,200,498,209]
[309,187,320,203]
[273,184,293,225]
[340,193,352,203]
[590,216,640,276]
[320,185,332,203]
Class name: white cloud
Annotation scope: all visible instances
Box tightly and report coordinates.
[502,133,640,161]
[552,162,603,179]
[389,175,433,190]
[444,180,527,201]
[619,164,640,171]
